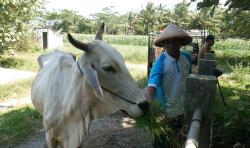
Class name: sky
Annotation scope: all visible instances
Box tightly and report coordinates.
[45,0,198,18]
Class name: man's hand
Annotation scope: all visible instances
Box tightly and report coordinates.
[144,86,156,103]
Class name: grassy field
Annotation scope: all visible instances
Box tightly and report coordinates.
[67,33,148,46]
[0,35,249,147]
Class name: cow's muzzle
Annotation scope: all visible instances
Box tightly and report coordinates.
[137,100,150,114]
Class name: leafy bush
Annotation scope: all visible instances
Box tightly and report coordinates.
[14,34,41,52]
[0,56,23,68]
[0,0,43,53]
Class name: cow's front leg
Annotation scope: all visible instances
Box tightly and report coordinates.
[46,132,57,148]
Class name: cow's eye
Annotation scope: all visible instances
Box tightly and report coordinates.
[103,66,115,72]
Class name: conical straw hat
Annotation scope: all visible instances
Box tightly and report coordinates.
[154,23,192,47]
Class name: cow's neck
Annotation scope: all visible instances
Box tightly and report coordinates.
[62,63,94,138]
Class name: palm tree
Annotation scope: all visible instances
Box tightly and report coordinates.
[156,4,172,31]
[172,0,191,29]
[194,7,223,33]
[127,12,138,35]
[139,2,157,35]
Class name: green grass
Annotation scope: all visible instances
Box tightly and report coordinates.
[136,101,181,148]
[113,44,147,63]
[0,78,34,102]
[212,62,250,147]
[0,105,42,145]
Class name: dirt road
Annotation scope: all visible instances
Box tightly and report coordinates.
[7,112,152,148]
[0,67,35,85]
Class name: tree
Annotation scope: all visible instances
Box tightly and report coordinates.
[76,18,94,34]
[91,6,120,34]
[0,0,44,53]
[191,0,250,11]
[44,9,94,33]
[189,7,223,33]
[172,0,191,29]
[156,4,172,30]
[45,10,77,32]
[139,2,157,35]
[126,12,137,35]
[225,0,250,11]
[221,10,250,38]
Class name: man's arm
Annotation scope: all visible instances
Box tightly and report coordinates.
[145,54,165,101]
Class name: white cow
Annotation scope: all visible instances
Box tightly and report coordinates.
[31,23,149,148]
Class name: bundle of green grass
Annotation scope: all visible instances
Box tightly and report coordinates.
[136,101,181,148]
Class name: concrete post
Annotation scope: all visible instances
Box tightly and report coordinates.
[198,59,215,76]
[184,74,217,148]
[204,53,215,60]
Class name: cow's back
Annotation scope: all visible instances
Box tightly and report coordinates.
[31,51,75,129]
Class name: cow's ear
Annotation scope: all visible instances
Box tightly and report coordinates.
[82,65,104,100]
[95,23,104,40]
[67,33,90,52]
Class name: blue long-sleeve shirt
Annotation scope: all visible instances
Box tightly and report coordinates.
[148,51,192,117]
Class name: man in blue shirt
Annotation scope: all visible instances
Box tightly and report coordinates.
[145,23,192,118]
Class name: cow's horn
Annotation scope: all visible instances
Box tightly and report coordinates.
[95,23,104,40]
[67,33,89,52]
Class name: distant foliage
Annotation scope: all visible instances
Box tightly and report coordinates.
[67,34,148,46]
[220,11,250,39]
[39,1,250,39]
[44,9,95,34]
[0,0,44,53]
